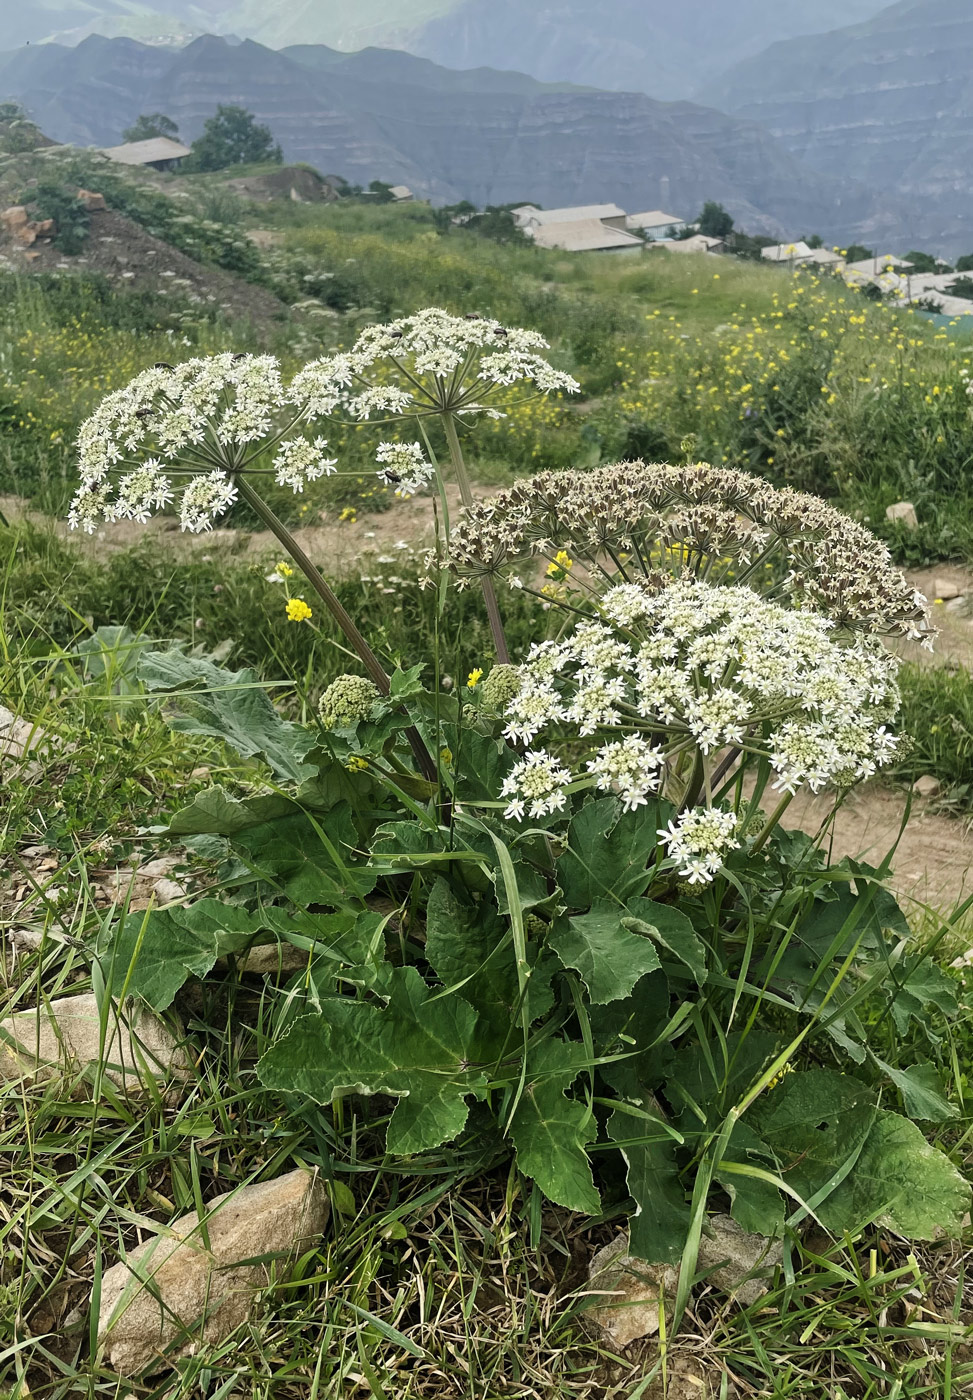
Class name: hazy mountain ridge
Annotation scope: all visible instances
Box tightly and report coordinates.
[0,33,893,243]
[709,0,973,253]
[0,0,891,100]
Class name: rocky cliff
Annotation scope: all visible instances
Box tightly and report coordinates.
[410,0,890,102]
[709,0,973,254]
[0,33,890,243]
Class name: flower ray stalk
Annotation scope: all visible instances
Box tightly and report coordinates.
[442,411,509,662]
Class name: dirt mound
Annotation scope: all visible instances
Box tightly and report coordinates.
[0,206,289,329]
[225,166,342,204]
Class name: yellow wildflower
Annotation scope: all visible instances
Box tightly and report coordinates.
[276,561,294,578]
[467,668,484,689]
[285,597,313,622]
[546,549,574,576]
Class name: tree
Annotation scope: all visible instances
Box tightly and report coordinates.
[843,244,874,263]
[697,201,734,239]
[905,249,952,275]
[956,254,973,273]
[186,105,282,173]
[123,112,180,143]
[804,233,823,249]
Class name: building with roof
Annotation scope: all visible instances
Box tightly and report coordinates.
[514,203,628,234]
[760,240,815,264]
[388,185,414,202]
[656,233,724,255]
[626,210,687,239]
[530,218,644,254]
[100,136,192,171]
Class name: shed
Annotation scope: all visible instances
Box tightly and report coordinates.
[100,137,192,172]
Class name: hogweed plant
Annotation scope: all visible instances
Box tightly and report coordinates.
[73,323,969,1307]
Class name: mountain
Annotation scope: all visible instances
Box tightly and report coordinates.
[708,0,973,254]
[0,33,891,243]
[407,0,891,102]
[0,0,892,100]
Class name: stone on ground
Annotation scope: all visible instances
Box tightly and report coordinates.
[0,993,188,1094]
[586,1234,678,1347]
[886,501,918,529]
[912,775,942,799]
[96,1168,330,1375]
[587,1218,782,1347]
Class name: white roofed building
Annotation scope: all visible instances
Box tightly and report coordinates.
[100,137,191,171]
[530,218,644,253]
[516,203,628,234]
[626,210,687,239]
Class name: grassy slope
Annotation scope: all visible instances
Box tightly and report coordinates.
[2,187,973,1396]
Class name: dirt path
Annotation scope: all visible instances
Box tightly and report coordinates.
[6,495,973,915]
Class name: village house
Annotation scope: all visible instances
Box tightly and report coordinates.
[657,232,725,255]
[626,209,687,239]
[529,218,645,253]
[100,136,192,172]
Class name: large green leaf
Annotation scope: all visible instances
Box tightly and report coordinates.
[139,649,316,783]
[258,966,489,1154]
[887,957,959,1038]
[231,806,377,904]
[423,878,554,1040]
[607,1106,689,1263]
[550,904,661,1005]
[590,972,672,1101]
[875,1059,958,1123]
[557,797,671,908]
[718,1120,785,1238]
[109,899,366,1009]
[749,1068,877,1216]
[109,899,259,1009]
[163,786,297,838]
[508,1040,601,1214]
[819,1109,970,1240]
[624,896,708,986]
[451,727,516,803]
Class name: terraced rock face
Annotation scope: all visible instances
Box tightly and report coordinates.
[0,33,889,243]
[708,0,973,254]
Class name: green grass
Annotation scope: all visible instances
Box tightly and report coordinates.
[3,173,973,1395]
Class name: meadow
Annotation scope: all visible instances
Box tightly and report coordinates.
[2,179,973,1398]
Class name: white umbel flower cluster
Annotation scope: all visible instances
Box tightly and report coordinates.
[375,441,436,497]
[501,749,573,821]
[69,353,298,533]
[499,578,902,868]
[660,808,741,884]
[272,436,337,493]
[290,308,579,494]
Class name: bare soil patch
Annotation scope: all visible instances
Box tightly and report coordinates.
[0,207,289,329]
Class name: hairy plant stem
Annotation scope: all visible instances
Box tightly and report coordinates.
[233,474,438,783]
[441,411,510,663]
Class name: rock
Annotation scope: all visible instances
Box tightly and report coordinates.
[237,943,308,975]
[697,1214,783,1307]
[152,878,187,906]
[139,857,182,880]
[33,218,55,238]
[886,501,918,530]
[97,1168,330,1374]
[945,596,967,613]
[933,578,962,601]
[77,189,107,211]
[912,775,942,799]
[15,223,37,246]
[587,1219,782,1347]
[586,1234,678,1348]
[0,993,188,1095]
[0,704,52,762]
[1,204,27,230]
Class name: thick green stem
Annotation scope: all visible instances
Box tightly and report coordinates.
[234,475,438,783]
[441,411,509,663]
[749,790,795,855]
